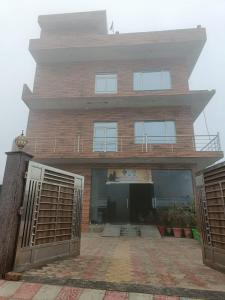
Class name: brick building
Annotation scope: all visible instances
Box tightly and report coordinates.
[23,10,223,231]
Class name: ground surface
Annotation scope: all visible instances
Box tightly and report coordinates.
[0,280,210,299]
[23,233,225,293]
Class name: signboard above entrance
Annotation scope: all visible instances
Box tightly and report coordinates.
[107,169,152,184]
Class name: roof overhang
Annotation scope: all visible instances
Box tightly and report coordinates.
[29,27,206,76]
[22,85,215,121]
[32,154,223,172]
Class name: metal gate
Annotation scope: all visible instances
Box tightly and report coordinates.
[196,162,225,273]
[14,161,84,272]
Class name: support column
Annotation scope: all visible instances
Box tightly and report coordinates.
[0,151,33,277]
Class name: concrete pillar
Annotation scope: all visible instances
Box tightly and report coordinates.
[0,151,33,277]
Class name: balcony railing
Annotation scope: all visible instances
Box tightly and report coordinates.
[25,134,221,155]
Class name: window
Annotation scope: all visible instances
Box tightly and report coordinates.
[152,170,194,208]
[133,71,171,91]
[93,122,117,152]
[95,73,117,93]
[134,121,176,144]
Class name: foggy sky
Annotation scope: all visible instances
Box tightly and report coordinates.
[0,0,225,183]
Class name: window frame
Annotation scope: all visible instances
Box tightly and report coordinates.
[93,122,118,152]
[134,120,176,144]
[133,70,171,91]
[95,73,118,94]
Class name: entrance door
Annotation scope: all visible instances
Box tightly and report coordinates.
[129,184,154,224]
[107,184,129,223]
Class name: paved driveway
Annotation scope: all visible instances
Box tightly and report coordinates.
[23,233,225,294]
[0,280,206,299]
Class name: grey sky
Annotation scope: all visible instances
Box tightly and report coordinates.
[0,0,224,183]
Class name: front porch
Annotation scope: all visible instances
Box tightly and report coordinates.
[22,233,225,297]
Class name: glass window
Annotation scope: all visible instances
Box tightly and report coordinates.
[95,73,117,93]
[133,71,171,91]
[152,170,194,208]
[135,121,176,144]
[93,122,117,152]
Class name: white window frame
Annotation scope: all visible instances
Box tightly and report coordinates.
[133,71,171,91]
[134,121,176,144]
[93,122,118,152]
[95,73,118,94]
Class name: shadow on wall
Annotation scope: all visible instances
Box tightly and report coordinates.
[0,185,2,201]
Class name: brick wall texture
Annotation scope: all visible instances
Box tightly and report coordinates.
[26,25,201,231]
[33,59,189,98]
[26,105,195,231]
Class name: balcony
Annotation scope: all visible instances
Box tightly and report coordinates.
[22,85,215,121]
[25,134,223,170]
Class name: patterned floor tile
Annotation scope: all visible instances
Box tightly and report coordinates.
[9,282,41,300]
[154,296,179,300]
[55,286,82,300]
[129,293,153,299]
[78,288,105,299]
[0,282,22,298]
[32,284,62,300]
[22,234,225,292]
[104,291,128,300]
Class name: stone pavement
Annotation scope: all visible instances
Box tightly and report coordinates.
[23,233,225,295]
[0,280,207,299]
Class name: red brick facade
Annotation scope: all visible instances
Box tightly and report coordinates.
[27,106,194,140]
[32,58,189,98]
[23,11,222,231]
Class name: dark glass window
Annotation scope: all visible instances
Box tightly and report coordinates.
[152,170,194,208]
[91,169,108,224]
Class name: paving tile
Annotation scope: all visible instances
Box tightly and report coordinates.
[79,288,105,300]
[129,293,153,299]
[32,284,62,300]
[104,291,128,300]
[154,296,179,300]
[10,282,41,300]
[180,298,203,300]
[55,286,82,300]
[0,281,5,287]
[0,281,22,297]
[22,234,225,292]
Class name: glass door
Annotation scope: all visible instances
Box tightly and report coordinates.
[107,184,129,223]
[93,122,117,152]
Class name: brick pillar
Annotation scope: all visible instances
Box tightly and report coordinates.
[0,151,33,277]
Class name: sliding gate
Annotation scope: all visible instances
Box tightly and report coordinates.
[197,162,225,273]
[14,161,84,272]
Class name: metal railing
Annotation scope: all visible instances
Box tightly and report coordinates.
[25,134,221,154]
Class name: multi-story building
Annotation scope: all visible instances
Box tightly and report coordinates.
[23,10,223,231]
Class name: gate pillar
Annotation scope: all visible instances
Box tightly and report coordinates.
[0,151,33,277]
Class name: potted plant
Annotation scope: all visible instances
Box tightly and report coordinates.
[183,209,193,238]
[189,205,201,241]
[168,206,184,238]
[164,210,172,236]
[156,209,167,236]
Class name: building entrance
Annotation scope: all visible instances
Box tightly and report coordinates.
[90,169,194,225]
[129,184,155,224]
[107,183,154,224]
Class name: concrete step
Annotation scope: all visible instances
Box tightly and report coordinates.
[101,224,121,237]
[140,225,161,239]
[120,225,139,237]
